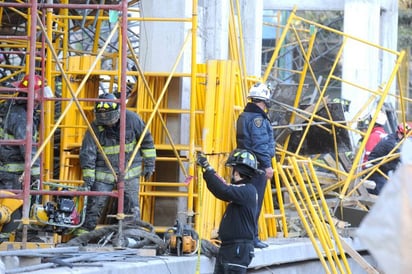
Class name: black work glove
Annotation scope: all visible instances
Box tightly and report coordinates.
[143,158,155,180]
[196,152,213,171]
[83,177,94,190]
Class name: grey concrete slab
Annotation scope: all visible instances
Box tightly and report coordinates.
[6,237,373,274]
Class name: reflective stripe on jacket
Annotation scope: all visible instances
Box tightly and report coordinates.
[0,103,40,176]
[79,109,156,184]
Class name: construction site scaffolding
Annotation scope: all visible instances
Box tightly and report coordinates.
[0,3,409,273]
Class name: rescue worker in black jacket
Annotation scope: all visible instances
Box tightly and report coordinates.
[0,75,46,190]
[367,123,411,195]
[197,149,263,274]
[77,93,156,233]
[236,82,275,248]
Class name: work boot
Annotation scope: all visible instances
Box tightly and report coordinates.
[254,239,269,248]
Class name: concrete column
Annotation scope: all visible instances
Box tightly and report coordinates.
[140,0,191,73]
[342,0,381,119]
[140,0,193,226]
[200,0,230,61]
[379,0,399,107]
[240,0,263,77]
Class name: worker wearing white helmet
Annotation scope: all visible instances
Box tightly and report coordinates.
[236,82,275,249]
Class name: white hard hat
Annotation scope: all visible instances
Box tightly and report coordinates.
[247,83,270,102]
[376,111,387,126]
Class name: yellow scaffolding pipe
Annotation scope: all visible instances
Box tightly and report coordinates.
[280,157,351,274]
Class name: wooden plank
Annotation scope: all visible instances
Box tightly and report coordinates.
[339,236,379,274]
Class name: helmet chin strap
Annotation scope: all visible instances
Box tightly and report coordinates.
[252,99,268,111]
[231,169,242,183]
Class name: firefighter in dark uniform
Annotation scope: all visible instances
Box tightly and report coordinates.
[367,123,411,195]
[236,82,275,248]
[197,149,262,274]
[0,75,46,190]
[77,93,156,233]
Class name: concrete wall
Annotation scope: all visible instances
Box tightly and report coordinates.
[342,0,381,120]
[140,0,192,73]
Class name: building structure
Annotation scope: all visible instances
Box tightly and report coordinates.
[0,1,408,273]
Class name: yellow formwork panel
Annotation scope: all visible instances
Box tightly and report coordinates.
[196,63,207,147]
[62,56,100,148]
[200,60,237,153]
[135,76,169,144]
[68,55,102,75]
[194,60,277,240]
[201,59,239,153]
[202,61,217,153]
[196,153,231,240]
[56,56,100,184]
[213,60,237,153]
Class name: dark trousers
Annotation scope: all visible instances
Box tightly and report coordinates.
[213,241,254,274]
[367,172,387,195]
[249,172,267,240]
[83,178,140,230]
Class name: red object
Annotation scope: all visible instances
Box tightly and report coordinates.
[363,126,387,165]
[397,122,412,135]
[12,75,43,90]
[70,209,81,225]
[184,175,194,185]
